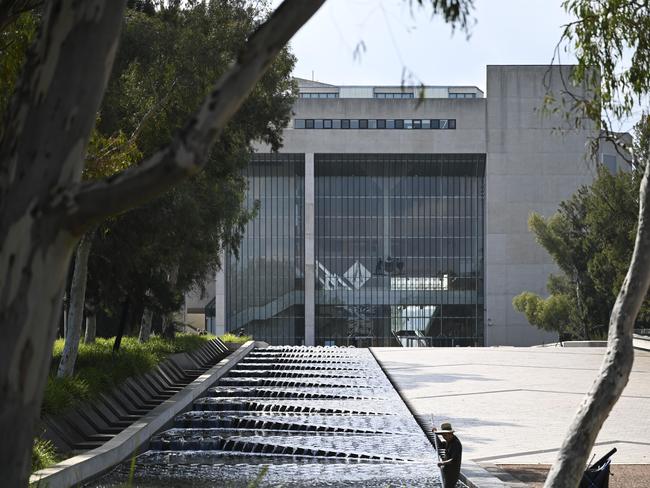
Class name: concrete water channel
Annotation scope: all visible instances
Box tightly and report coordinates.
[90,346,450,487]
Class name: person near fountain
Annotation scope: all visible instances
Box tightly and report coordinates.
[432,422,462,488]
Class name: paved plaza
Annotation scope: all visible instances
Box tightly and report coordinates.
[372,347,650,466]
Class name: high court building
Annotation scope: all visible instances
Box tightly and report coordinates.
[203,65,621,347]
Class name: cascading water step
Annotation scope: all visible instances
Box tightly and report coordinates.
[90,346,452,487]
[206,385,379,399]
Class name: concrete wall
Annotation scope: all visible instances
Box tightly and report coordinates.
[283,97,486,153]
[484,65,597,346]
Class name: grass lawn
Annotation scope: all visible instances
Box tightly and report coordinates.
[34,333,219,472]
[44,334,215,415]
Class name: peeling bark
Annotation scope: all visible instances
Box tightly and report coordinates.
[544,162,650,487]
[57,232,92,377]
[0,2,126,484]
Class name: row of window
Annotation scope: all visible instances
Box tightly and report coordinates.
[299,92,339,98]
[448,93,477,99]
[374,92,414,99]
[294,118,457,130]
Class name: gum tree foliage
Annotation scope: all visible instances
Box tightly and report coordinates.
[542,1,650,487]
[86,2,295,344]
[513,136,650,341]
[0,0,473,484]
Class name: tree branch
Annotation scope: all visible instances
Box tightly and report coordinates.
[544,159,650,487]
[67,0,325,232]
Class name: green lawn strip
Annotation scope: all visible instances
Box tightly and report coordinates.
[219,332,252,344]
[43,334,215,416]
[33,333,220,473]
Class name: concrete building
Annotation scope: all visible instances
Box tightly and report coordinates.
[208,65,623,346]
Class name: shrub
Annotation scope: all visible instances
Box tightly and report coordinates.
[32,438,58,472]
[44,334,214,415]
[220,332,252,344]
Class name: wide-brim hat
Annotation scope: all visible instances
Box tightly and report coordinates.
[438,422,455,433]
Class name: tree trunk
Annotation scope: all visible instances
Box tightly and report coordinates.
[0,3,125,484]
[57,233,92,377]
[162,264,180,340]
[84,313,96,344]
[113,299,131,353]
[0,1,324,484]
[544,163,650,487]
[139,307,154,342]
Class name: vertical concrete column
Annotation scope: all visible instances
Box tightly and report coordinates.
[304,153,316,346]
[214,254,226,336]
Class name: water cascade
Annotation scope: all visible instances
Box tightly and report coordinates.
[90,346,446,487]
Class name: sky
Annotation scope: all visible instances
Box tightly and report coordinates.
[275,0,576,91]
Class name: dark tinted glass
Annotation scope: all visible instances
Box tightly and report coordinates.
[305,119,314,129]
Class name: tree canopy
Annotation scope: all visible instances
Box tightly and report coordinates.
[85,1,295,330]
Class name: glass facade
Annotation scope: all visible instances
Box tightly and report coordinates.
[225,153,486,347]
[225,154,305,345]
[314,154,485,347]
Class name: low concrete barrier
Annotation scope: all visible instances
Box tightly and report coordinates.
[633,334,650,352]
[30,340,266,488]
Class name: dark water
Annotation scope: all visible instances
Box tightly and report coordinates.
[89,346,447,487]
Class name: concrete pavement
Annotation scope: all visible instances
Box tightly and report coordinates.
[372,347,650,466]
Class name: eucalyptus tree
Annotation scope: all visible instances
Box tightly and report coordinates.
[543,1,650,486]
[0,1,325,483]
[0,0,474,484]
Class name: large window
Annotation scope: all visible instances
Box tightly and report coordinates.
[225,154,305,345]
[314,154,485,347]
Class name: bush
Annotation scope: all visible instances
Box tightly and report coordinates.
[32,438,58,472]
[220,332,252,344]
[44,334,214,415]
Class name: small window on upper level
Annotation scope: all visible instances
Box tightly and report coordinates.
[299,92,339,98]
[294,119,306,129]
[374,92,414,99]
[449,92,476,99]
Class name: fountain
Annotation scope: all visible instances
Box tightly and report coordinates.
[89,346,454,487]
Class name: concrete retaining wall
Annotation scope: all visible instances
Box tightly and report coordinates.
[30,341,266,488]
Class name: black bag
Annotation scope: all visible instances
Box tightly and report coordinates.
[579,448,616,488]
